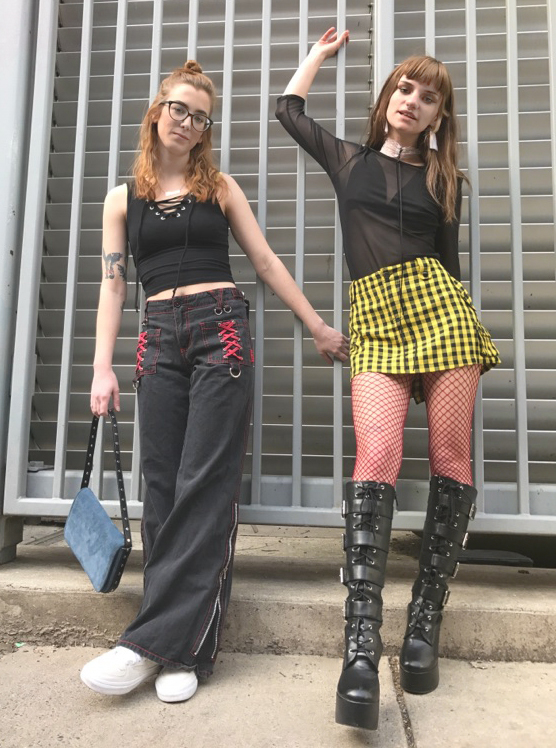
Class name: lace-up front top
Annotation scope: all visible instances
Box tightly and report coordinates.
[275,95,462,281]
[126,185,234,299]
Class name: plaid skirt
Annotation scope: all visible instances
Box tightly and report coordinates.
[349,256,501,404]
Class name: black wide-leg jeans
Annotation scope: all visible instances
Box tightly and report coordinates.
[118,288,254,677]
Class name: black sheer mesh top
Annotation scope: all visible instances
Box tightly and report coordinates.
[275,94,462,281]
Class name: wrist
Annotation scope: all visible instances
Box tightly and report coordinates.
[307,47,327,65]
[93,362,114,375]
[307,315,326,337]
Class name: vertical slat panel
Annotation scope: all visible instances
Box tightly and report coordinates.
[149,0,163,100]
[291,2,309,508]
[130,0,165,504]
[425,0,436,57]
[5,0,60,505]
[0,0,36,514]
[187,0,199,61]
[373,0,395,94]
[94,0,129,499]
[506,0,530,512]
[548,0,556,282]
[250,0,273,506]
[465,0,485,507]
[333,0,347,505]
[219,0,235,175]
[52,0,94,500]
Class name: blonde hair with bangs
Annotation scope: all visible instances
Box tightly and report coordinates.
[132,60,226,203]
[365,56,465,222]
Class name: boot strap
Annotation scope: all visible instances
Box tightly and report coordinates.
[343,528,390,554]
[431,477,477,515]
[342,497,394,521]
[412,583,450,608]
[345,600,382,620]
[424,521,470,545]
[340,564,385,587]
[420,552,459,576]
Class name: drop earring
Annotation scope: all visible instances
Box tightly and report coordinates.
[384,120,389,135]
[429,128,438,151]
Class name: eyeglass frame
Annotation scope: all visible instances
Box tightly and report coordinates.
[161,101,214,132]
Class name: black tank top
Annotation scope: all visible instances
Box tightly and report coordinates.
[126,184,235,300]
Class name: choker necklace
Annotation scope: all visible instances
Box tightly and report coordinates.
[380,137,421,160]
[164,187,184,197]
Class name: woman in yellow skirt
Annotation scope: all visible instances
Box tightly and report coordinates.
[276,28,500,730]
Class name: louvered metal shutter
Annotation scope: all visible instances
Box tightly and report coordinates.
[4,0,555,530]
[382,0,555,518]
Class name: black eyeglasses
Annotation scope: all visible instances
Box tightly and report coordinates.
[162,101,213,132]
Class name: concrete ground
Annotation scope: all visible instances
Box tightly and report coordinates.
[1,524,556,747]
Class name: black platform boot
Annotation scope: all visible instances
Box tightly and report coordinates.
[399,475,477,694]
[335,481,396,731]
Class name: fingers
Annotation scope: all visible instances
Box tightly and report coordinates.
[320,27,350,46]
[320,27,337,43]
[90,395,112,418]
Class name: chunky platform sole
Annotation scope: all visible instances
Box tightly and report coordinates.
[399,662,439,694]
[335,691,379,731]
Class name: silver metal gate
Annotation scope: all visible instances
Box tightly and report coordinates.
[2,0,555,533]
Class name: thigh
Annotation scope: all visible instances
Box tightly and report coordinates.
[351,371,413,435]
[423,365,480,432]
[351,371,413,483]
[135,313,191,521]
[177,297,255,490]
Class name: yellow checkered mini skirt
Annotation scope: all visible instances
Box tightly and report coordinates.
[349,256,501,403]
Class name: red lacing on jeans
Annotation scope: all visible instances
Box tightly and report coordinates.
[218,320,243,361]
[136,331,148,372]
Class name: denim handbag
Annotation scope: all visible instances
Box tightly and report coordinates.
[64,410,132,593]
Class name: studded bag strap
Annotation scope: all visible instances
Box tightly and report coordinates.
[80,411,132,550]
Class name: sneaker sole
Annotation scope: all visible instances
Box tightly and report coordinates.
[156,680,198,703]
[80,666,159,696]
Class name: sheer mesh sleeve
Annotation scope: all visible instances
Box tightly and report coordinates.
[275,94,358,177]
[434,179,463,281]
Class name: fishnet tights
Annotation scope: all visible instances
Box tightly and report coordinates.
[352,366,481,486]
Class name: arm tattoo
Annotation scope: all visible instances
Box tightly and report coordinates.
[102,247,124,279]
[116,263,127,281]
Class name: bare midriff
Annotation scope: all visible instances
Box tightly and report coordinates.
[146,281,236,302]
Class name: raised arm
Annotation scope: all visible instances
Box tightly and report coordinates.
[90,184,129,417]
[220,175,349,364]
[276,28,355,177]
[283,27,350,100]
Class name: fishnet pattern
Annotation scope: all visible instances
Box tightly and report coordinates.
[351,372,413,484]
[423,364,481,485]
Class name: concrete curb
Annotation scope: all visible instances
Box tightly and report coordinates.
[2,535,556,662]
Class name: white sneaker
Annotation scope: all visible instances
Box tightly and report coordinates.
[155,668,198,703]
[80,646,160,695]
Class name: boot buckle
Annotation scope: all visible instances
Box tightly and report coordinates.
[340,567,346,584]
[341,500,347,518]
[452,561,460,579]
[442,589,451,606]
[462,532,469,550]
[469,503,477,520]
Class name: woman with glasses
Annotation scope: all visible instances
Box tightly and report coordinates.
[81,60,348,704]
[276,30,500,730]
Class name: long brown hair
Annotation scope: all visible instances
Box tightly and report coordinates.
[132,60,225,202]
[365,56,465,222]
